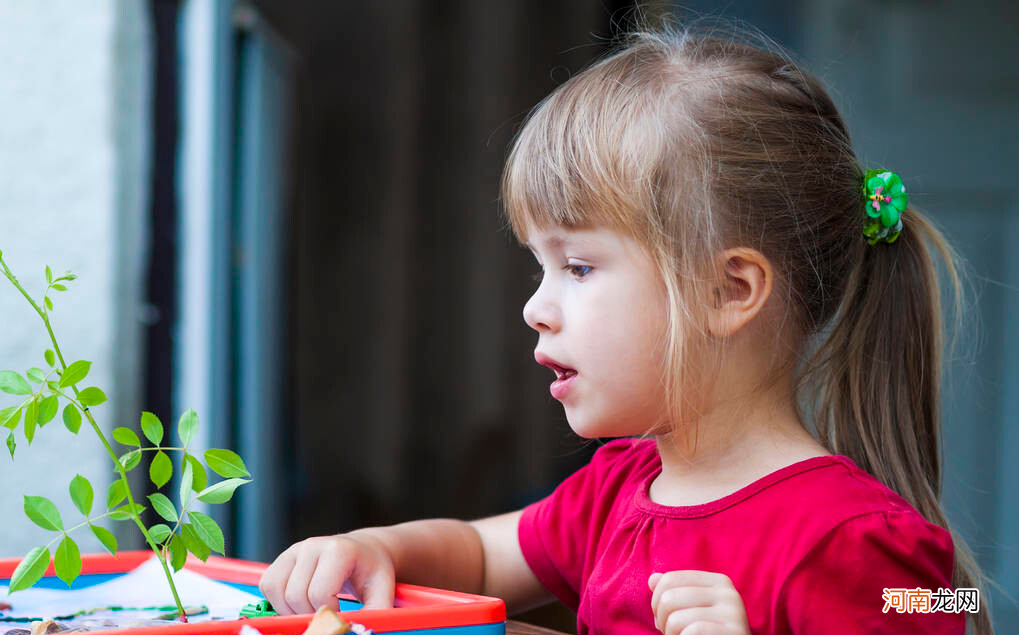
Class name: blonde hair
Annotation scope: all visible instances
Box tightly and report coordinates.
[499,22,993,634]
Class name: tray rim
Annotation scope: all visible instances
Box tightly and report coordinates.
[0,551,506,634]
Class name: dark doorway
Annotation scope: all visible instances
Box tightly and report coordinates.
[245,1,646,631]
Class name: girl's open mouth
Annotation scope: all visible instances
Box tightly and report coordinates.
[534,352,577,400]
[551,365,577,380]
[549,365,577,400]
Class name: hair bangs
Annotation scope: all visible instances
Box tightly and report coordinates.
[500,50,671,246]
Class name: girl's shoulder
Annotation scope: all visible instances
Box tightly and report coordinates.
[585,437,660,480]
[789,453,933,520]
[589,436,657,464]
[589,438,945,541]
[743,453,956,580]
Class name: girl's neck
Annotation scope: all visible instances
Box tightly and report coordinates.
[649,382,830,508]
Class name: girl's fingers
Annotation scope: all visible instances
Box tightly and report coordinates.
[657,570,731,589]
[284,552,322,615]
[662,607,720,635]
[650,570,734,621]
[346,546,397,611]
[259,548,297,614]
[653,586,718,630]
[356,568,396,609]
[307,546,354,611]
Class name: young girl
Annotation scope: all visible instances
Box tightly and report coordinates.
[259,25,993,635]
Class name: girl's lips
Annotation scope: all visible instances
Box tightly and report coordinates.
[534,351,577,400]
[550,372,577,400]
[534,351,576,376]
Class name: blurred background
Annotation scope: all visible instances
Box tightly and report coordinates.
[0,0,1016,632]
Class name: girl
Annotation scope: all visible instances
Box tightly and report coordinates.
[259,24,993,635]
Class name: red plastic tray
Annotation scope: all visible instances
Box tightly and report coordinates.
[0,552,506,635]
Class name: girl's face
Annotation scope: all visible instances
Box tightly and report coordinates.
[523,224,670,438]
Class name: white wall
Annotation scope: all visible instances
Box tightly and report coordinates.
[0,0,150,557]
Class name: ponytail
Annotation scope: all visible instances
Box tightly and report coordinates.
[805,207,994,634]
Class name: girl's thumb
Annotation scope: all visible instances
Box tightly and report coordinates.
[648,572,663,589]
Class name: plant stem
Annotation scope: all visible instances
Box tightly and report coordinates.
[44,511,118,551]
[0,257,187,620]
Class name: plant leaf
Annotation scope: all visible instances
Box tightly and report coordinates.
[78,387,106,407]
[37,395,58,426]
[6,432,15,458]
[113,427,140,447]
[44,350,56,367]
[26,368,45,384]
[52,284,67,292]
[181,523,210,562]
[9,546,50,592]
[23,399,37,443]
[0,370,32,395]
[204,448,249,478]
[118,449,141,471]
[197,478,250,504]
[44,296,53,311]
[169,534,188,572]
[69,474,93,516]
[106,479,128,509]
[148,523,172,544]
[140,411,163,445]
[177,408,198,447]
[188,511,224,554]
[147,492,178,523]
[24,495,62,531]
[58,360,90,388]
[149,451,172,489]
[109,503,145,521]
[183,454,206,491]
[62,404,81,434]
[0,405,20,430]
[179,459,193,506]
[54,536,81,587]
[45,266,52,283]
[90,524,118,555]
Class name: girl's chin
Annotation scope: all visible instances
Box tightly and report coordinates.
[564,416,599,439]
[566,412,660,439]
[565,414,626,439]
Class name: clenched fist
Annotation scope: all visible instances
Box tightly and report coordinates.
[649,570,751,635]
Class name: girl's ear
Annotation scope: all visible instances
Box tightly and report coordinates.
[706,247,773,338]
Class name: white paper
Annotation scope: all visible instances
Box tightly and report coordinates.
[0,557,261,632]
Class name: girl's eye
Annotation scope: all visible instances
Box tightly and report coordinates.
[563,264,592,278]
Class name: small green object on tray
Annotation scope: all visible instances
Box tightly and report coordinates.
[240,600,279,618]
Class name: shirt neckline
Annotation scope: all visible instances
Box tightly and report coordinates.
[634,452,857,519]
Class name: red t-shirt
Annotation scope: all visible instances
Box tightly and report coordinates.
[518,438,965,634]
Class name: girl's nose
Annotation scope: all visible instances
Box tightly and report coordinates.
[523,287,561,333]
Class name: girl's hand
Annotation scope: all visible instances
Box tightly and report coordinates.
[259,532,396,615]
[648,570,751,635]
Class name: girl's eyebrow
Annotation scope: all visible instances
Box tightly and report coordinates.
[524,236,566,250]
[525,234,601,251]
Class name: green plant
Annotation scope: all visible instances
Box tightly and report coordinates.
[0,249,252,621]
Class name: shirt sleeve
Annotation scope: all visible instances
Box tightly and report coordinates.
[780,510,966,634]
[517,439,634,611]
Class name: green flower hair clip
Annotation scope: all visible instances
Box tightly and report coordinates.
[862,169,908,245]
